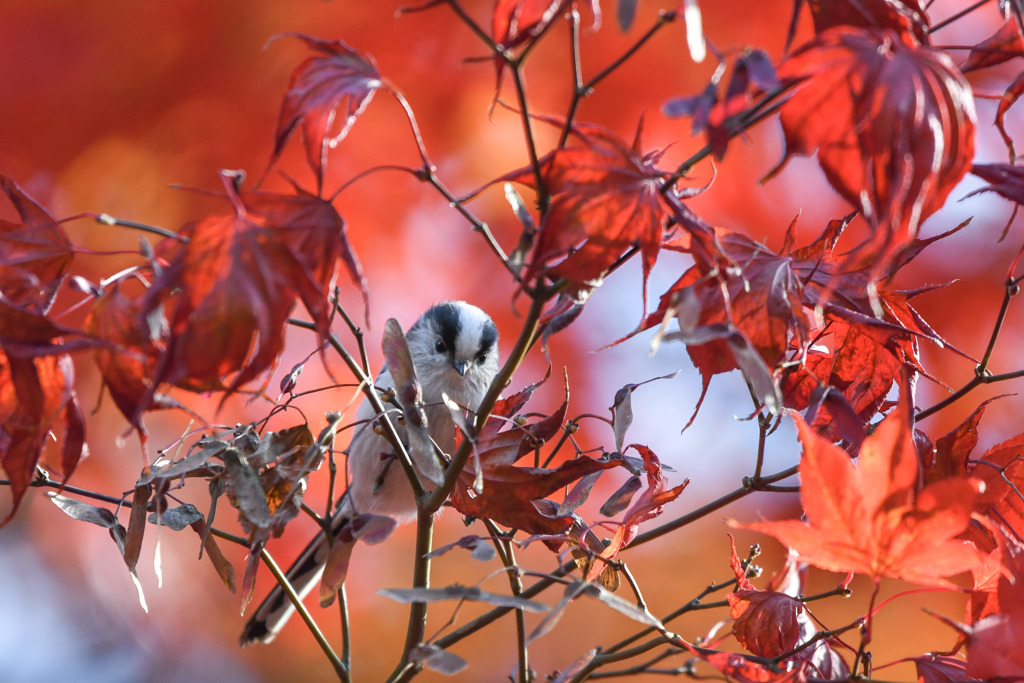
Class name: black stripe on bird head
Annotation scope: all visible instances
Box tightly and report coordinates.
[425,302,461,359]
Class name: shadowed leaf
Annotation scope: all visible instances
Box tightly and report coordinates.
[379,585,549,612]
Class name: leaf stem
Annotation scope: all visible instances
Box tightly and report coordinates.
[94,213,187,243]
[928,0,988,33]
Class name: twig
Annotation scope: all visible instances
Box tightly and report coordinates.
[260,548,349,680]
[483,519,531,683]
[389,509,436,681]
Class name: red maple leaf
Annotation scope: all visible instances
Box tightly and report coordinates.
[585,444,688,579]
[0,350,86,523]
[268,35,382,194]
[739,399,984,587]
[725,538,814,659]
[0,175,73,313]
[642,227,809,385]
[505,123,674,302]
[86,280,182,435]
[492,0,570,50]
[773,27,975,272]
[962,21,1024,73]
[135,173,364,413]
[449,384,622,549]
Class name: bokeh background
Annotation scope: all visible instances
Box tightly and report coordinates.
[1,1,1021,680]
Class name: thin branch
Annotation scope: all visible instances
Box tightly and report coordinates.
[509,64,549,215]
[390,508,436,681]
[260,548,349,681]
[928,0,988,33]
[917,278,1021,421]
[416,166,518,278]
[338,583,352,672]
[483,520,531,683]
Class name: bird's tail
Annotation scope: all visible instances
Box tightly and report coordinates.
[239,495,354,646]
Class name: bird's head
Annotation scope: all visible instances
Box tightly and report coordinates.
[406,301,499,408]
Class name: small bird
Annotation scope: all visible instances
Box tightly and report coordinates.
[240,301,499,645]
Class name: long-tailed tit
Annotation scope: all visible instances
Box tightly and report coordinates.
[240,301,499,645]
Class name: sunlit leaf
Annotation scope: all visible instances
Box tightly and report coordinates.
[269,34,382,192]
[773,27,975,271]
[738,401,984,587]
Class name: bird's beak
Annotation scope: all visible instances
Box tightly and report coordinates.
[453,360,468,377]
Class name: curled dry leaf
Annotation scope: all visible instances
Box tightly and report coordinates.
[379,585,549,612]
[47,493,149,611]
[409,644,469,676]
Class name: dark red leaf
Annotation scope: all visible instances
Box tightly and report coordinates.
[728,589,813,658]
[805,0,929,44]
[0,175,72,313]
[969,162,1024,206]
[911,654,977,683]
[87,281,180,433]
[962,21,1024,73]
[269,35,381,193]
[0,352,85,523]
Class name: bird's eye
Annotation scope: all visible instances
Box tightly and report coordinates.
[435,339,446,353]
[476,353,487,365]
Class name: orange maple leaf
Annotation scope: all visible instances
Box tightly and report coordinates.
[738,400,983,587]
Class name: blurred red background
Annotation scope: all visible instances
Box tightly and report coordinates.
[1,1,1021,680]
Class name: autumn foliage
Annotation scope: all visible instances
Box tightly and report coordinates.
[5,0,1024,681]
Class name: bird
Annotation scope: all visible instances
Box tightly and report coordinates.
[240,301,499,645]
